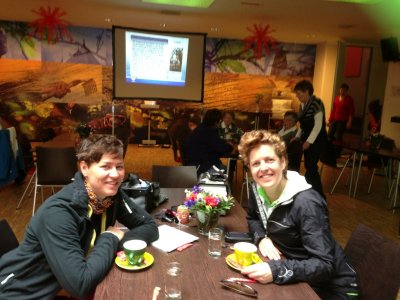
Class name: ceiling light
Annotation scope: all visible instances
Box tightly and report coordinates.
[142,0,215,8]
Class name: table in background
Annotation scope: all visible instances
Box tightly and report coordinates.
[94,188,319,300]
[332,140,400,207]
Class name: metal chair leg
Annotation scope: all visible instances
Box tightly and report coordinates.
[368,168,376,194]
[16,169,36,210]
[32,176,38,216]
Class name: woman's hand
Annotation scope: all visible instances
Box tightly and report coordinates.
[241,262,273,284]
[105,226,125,241]
[302,141,310,151]
[259,237,281,260]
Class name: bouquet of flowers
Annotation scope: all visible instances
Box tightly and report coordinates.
[184,186,235,214]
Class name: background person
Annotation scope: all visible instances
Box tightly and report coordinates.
[218,111,244,183]
[327,83,355,142]
[218,111,244,145]
[327,83,355,159]
[0,135,159,299]
[367,99,382,135]
[277,111,302,172]
[238,130,359,299]
[184,109,234,175]
[168,113,200,163]
[294,80,328,199]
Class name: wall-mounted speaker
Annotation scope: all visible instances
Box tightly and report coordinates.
[380,37,399,62]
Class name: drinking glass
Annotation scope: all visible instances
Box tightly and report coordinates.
[165,262,182,300]
[208,227,223,258]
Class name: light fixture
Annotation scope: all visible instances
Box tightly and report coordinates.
[142,0,215,8]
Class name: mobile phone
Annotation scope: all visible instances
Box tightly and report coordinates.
[224,231,254,243]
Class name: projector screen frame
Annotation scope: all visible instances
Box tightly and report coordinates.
[112,25,207,103]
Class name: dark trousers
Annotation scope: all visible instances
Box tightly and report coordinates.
[304,141,325,198]
[328,120,346,158]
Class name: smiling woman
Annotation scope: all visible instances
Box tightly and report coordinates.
[0,134,159,300]
[237,130,360,299]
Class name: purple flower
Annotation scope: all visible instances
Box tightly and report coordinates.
[184,199,196,208]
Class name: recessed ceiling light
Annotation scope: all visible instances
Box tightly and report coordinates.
[142,0,214,8]
[104,18,112,23]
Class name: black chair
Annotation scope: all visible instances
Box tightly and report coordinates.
[286,139,303,172]
[151,165,197,188]
[32,146,77,216]
[344,224,400,300]
[0,219,19,257]
[320,140,354,195]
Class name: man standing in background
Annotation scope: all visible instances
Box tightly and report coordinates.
[327,83,355,145]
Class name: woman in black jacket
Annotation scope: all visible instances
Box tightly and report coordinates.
[0,134,159,299]
[238,130,359,299]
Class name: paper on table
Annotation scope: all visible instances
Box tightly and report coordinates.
[151,224,199,252]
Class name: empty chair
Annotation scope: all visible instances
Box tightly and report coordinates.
[344,224,400,300]
[32,146,77,215]
[151,165,197,188]
[0,219,19,257]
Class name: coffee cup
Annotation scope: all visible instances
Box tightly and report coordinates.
[233,242,257,267]
[123,240,147,265]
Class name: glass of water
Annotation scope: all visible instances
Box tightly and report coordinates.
[165,262,182,300]
[208,227,223,258]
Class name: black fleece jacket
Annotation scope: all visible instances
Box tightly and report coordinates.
[0,172,159,300]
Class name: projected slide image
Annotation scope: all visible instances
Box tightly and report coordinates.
[170,48,183,72]
[125,32,188,86]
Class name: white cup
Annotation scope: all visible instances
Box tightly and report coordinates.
[208,227,223,258]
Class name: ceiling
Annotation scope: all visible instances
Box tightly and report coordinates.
[0,0,399,44]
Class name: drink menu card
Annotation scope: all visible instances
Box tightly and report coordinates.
[151,224,199,252]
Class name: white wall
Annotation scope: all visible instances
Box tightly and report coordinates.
[381,62,400,146]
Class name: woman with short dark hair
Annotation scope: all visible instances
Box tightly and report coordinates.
[294,80,328,198]
[0,134,159,299]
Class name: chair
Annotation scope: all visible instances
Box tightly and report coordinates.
[0,219,19,257]
[239,165,256,206]
[32,146,77,216]
[344,224,400,300]
[286,139,303,172]
[366,137,395,194]
[320,140,353,194]
[151,165,198,188]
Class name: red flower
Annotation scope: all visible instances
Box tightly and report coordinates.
[204,196,219,207]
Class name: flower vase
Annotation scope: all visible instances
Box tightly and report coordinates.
[196,210,219,236]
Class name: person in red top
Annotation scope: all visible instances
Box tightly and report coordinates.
[327,83,355,143]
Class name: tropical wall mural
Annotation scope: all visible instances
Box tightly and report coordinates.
[0,19,316,144]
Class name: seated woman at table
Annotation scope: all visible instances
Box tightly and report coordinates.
[238,130,359,299]
[0,134,159,300]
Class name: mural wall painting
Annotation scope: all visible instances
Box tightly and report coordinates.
[0,20,316,144]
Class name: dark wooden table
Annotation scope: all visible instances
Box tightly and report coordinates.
[94,188,320,299]
[332,140,400,202]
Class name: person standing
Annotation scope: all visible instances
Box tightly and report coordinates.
[294,80,327,198]
[327,83,355,143]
